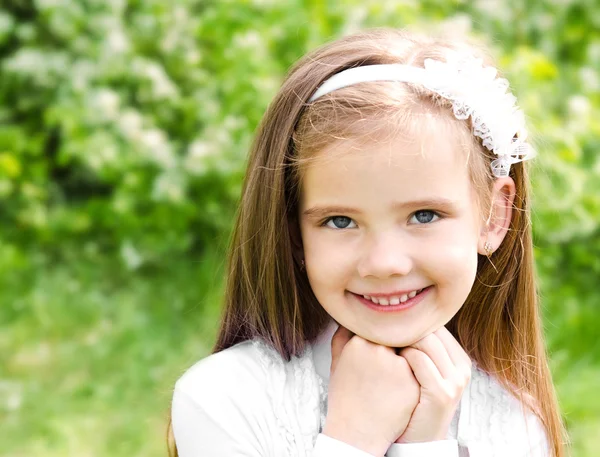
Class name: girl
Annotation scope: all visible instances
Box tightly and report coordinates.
[169,29,568,456]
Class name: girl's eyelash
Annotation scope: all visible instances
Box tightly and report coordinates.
[319,216,353,228]
[410,210,444,225]
[320,210,444,228]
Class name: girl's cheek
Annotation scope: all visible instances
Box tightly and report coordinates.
[315,246,354,274]
[306,245,355,285]
[433,242,479,286]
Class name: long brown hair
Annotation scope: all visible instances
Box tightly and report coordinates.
[168,28,568,457]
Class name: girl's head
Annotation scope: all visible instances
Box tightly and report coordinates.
[216,28,528,356]
[212,28,566,456]
[295,117,515,348]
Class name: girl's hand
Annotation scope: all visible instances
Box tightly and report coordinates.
[394,326,472,443]
[323,325,421,457]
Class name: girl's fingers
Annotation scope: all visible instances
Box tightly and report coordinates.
[433,327,472,374]
[399,347,444,387]
[409,332,455,380]
[330,323,354,374]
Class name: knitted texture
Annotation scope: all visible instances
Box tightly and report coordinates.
[250,337,548,457]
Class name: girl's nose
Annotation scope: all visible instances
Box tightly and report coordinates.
[356,232,413,279]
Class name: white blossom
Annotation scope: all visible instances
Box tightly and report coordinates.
[579,67,599,92]
[151,172,185,203]
[132,59,178,99]
[92,88,120,121]
[120,241,143,270]
[184,140,215,175]
[106,27,130,54]
[140,129,177,169]
[118,110,144,141]
[0,381,23,412]
[568,95,591,118]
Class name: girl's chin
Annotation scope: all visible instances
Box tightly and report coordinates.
[349,327,425,348]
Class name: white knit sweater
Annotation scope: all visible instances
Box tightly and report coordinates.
[172,320,550,456]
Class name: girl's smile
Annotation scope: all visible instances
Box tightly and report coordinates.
[349,285,434,313]
[351,285,430,303]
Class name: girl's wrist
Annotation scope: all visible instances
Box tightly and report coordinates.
[394,426,449,443]
[322,422,390,457]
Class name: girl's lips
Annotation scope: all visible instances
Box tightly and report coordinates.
[350,286,433,312]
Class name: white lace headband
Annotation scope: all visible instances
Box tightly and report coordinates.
[308,56,536,178]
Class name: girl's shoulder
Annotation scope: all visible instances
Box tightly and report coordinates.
[175,338,279,400]
[173,338,321,455]
[173,336,320,420]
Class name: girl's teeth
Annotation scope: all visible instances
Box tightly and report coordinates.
[362,288,426,305]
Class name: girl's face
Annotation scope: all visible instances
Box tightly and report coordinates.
[298,131,485,347]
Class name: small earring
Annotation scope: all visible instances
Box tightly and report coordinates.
[484,241,494,257]
[300,259,305,271]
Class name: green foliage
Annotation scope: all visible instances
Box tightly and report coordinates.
[0,245,226,457]
[1,0,599,456]
[1,0,599,261]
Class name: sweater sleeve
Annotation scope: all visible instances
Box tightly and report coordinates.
[464,410,552,457]
[311,434,379,456]
[172,342,394,457]
[312,435,461,457]
[457,366,553,457]
[172,385,402,457]
[385,440,459,457]
[172,342,282,456]
[172,386,267,456]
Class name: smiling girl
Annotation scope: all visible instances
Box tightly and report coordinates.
[169,29,568,456]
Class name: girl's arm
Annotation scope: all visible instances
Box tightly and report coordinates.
[172,385,400,456]
[171,386,267,456]
[386,400,551,457]
[171,342,409,457]
[171,338,494,457]
[172,362,460,457]
[384,417,549,457]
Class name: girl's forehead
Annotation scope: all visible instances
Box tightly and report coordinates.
[299,130,478,212]
[301,108,471,167]
[304,132,469,176]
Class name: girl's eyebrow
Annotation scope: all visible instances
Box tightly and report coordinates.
[302,198,459,219]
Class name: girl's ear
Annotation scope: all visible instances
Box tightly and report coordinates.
[478,177,516,255]
[288,214,305,265]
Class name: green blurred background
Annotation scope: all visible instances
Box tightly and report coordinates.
[1,1,598,456]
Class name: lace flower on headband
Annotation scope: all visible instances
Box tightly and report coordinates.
[308,55,536,178]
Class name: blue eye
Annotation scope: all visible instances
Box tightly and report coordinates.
[324,216,357,229]
[410,210,440,224]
